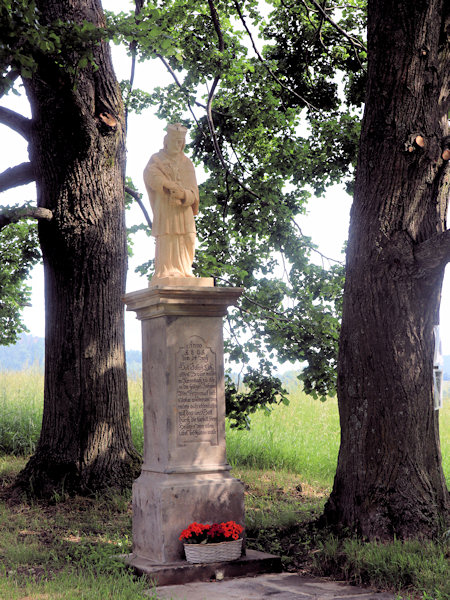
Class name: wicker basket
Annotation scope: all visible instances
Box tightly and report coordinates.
[184,538,243,564]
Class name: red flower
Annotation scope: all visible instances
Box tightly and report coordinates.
[180,520,243,544]
[179,522,211,543]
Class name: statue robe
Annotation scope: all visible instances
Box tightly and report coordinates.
[143,150,199,279]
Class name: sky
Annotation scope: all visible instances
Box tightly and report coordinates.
[1,0,449,356]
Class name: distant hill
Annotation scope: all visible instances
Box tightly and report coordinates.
[279,370,302,389]
[444,355,450,380]
[444,355,450,381]
[0,334,142,375]
[0,335,44,371]
[1,334,450,381]
[126,349,142,376]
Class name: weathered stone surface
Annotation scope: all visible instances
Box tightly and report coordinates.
[149,276,214,289]
[132,471,245,563]
[140,317,227,472]
[123,549,282,587]
[153,573,397,599]
[124,286,245,565]
[124,285,243,318]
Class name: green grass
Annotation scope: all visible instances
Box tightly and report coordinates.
[440,384,450,484]
[128,375,144,454]
[0,371,145,456]
[0,574,152,600]
[0,457,448,600]
[2,370,449,489]
[0,369,43,455]
[232,465,327,530]
[314,536,450,600]
[0,456,156,600]
[226,387,340,488]
[0,370,449,598]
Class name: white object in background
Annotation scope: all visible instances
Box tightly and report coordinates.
[433,325,444,410]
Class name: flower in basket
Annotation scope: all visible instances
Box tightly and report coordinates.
[178,522,211,544]
[179,521,243,545]
[206,521,243,543]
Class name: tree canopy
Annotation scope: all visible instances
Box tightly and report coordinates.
[117,0,368,423]
[1,0,369,425]
[0,217,40,344]
[0,0,448,533]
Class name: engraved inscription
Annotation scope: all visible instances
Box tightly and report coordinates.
[177,337,218,445]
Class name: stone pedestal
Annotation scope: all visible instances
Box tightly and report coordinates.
[124,283,245,564]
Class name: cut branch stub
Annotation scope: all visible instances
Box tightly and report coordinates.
[98,112,117,127]
[404,133,425,153]
[415,135,425,148]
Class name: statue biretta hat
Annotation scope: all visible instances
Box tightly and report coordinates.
[166,123,187,138]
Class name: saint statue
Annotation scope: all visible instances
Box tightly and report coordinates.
[143,123,199,282]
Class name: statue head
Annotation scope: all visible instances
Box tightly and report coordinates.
[164,123,187,156]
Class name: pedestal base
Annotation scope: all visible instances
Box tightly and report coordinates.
[132,470,245,563]
[121,549,282,587]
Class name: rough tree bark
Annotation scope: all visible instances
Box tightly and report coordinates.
[15,0,141,497]
[324,0,450,538]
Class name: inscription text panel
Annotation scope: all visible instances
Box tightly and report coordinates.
[177,337,218,445]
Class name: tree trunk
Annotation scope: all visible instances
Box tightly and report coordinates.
[15,0,141,497]
[324,0,450,538]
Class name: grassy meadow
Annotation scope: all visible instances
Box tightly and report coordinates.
[1,370,449,488]
[0,369,449,599]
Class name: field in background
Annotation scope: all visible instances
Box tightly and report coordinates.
[1,369,449,489]
[226,379,450,490]
[0,370,449,599]
[226,391,339,489]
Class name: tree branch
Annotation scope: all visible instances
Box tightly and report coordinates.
[0,106,31,140]
[233,0,320,111]
[155,54,229,119]
[156,45,258,199]
[155,54,204,110]
[125,185,152,229]
[124,0,145,127]
[205,0,225,156]
[0,69,20,99]
[306,0,367,52]
[291,217,344,265]
[0,205,53,231]
[155,53,205,129]
[0,162,35,193]
[207,0,225,52]
[415,229,450,272]
[203,0,260,200]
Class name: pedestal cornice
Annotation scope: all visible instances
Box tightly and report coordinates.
[123,286,243,320]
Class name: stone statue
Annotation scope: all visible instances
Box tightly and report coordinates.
[143,123,199,282]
